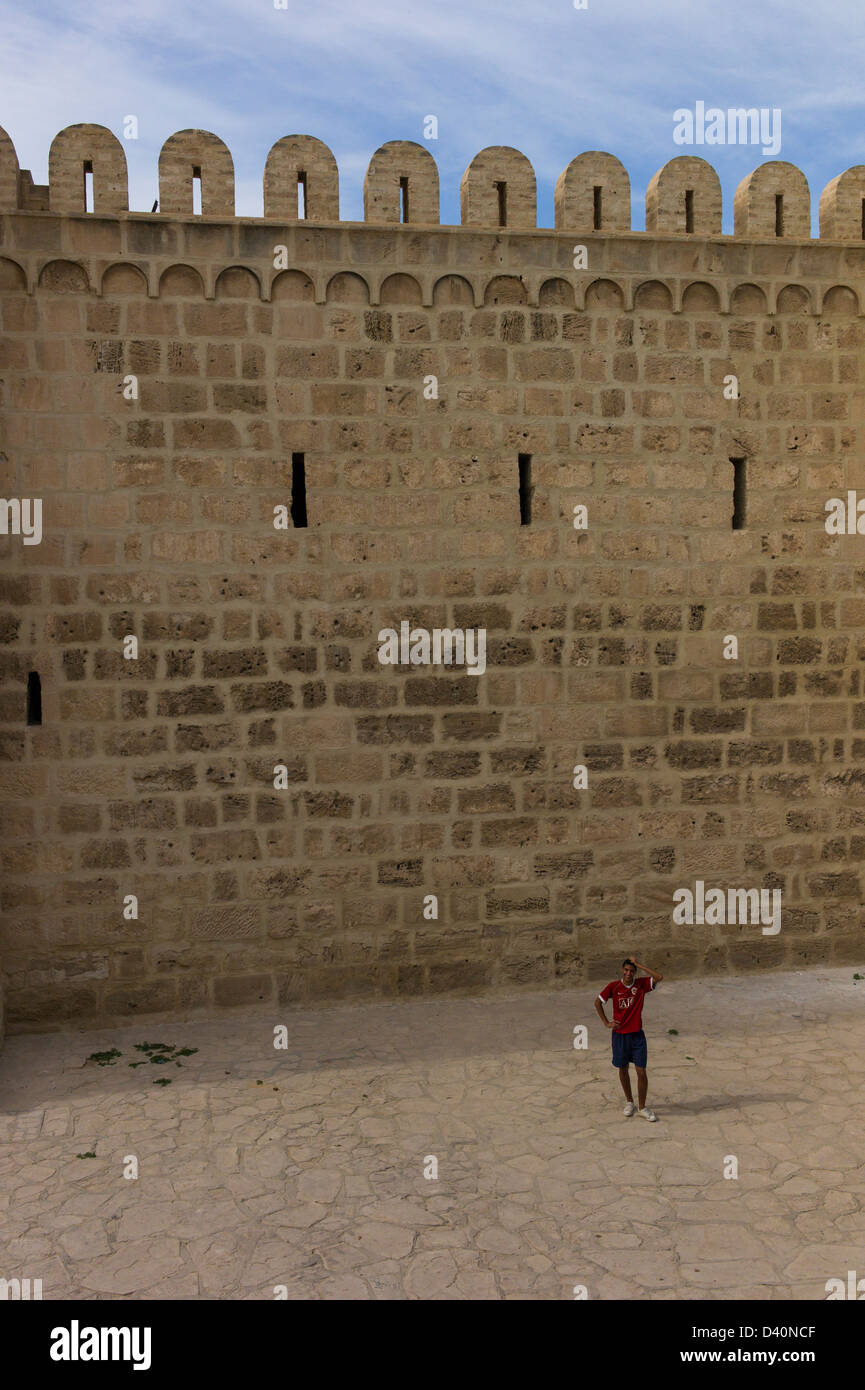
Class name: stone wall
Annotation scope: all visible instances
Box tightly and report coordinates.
[1,124,864,1033]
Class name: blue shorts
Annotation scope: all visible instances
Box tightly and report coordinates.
[612,1028,647,1068]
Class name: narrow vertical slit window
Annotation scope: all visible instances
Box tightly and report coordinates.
[297,170,307,220]
[495,180,507,227]
[291,452,308,528]
[593,185,602,231]
[685,188,694,233]
[731,458,746,530]
[399,176,409,224]
[26,671,42,726]
[83,160,94,213]
[774,193,784,237]
[518,453,532,526]
[192,165,202,216]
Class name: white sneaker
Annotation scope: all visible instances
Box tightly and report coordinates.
[623,1101,635,1116]
[638,1107,657,1122]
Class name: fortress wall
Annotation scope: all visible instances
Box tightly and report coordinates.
[1,126,865,1032]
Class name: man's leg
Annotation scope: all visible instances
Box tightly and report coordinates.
[635,1065,648,1109]
[618,1065,633,1103]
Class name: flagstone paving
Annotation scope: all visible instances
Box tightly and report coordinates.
[0,966,863,1300]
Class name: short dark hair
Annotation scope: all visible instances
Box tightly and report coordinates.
[622,958,635,968]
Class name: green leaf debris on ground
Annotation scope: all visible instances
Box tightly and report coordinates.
[86,1041,199,1073]
[86,1048,122,1066]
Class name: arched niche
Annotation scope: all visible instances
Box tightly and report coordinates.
[159,265,205,297]
[539,278,576,307]
[730,282,768,314]
[584,278,624,309]
[272,269,315,301]
[379,273,423,305]
[102,264,148,295]
[776,284,811,314]
[215,266,261,299]
[822,284,859,315]
[326,272,370,303]
[432,274,474,305]
[634,280,673,310]
[38,259,90,293]
[681,281,720,312]
[0,256,27,290]
[483,275,527,306]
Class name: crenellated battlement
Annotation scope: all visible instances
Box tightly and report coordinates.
[3,119,865,1032]
[4,122,865,241]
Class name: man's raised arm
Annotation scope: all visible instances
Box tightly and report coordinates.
[632,958,664,983]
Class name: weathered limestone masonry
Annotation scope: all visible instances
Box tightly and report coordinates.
[1,125,865,1038]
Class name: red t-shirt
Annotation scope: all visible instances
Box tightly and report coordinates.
[599,976,656,1033]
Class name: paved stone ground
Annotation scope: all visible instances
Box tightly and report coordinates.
[0,966,863,1300]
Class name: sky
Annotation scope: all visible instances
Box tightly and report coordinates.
[1,0,864,234]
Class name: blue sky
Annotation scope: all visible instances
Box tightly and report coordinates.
[2,0,864,234]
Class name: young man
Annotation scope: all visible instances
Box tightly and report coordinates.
[594,957,664,1122]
